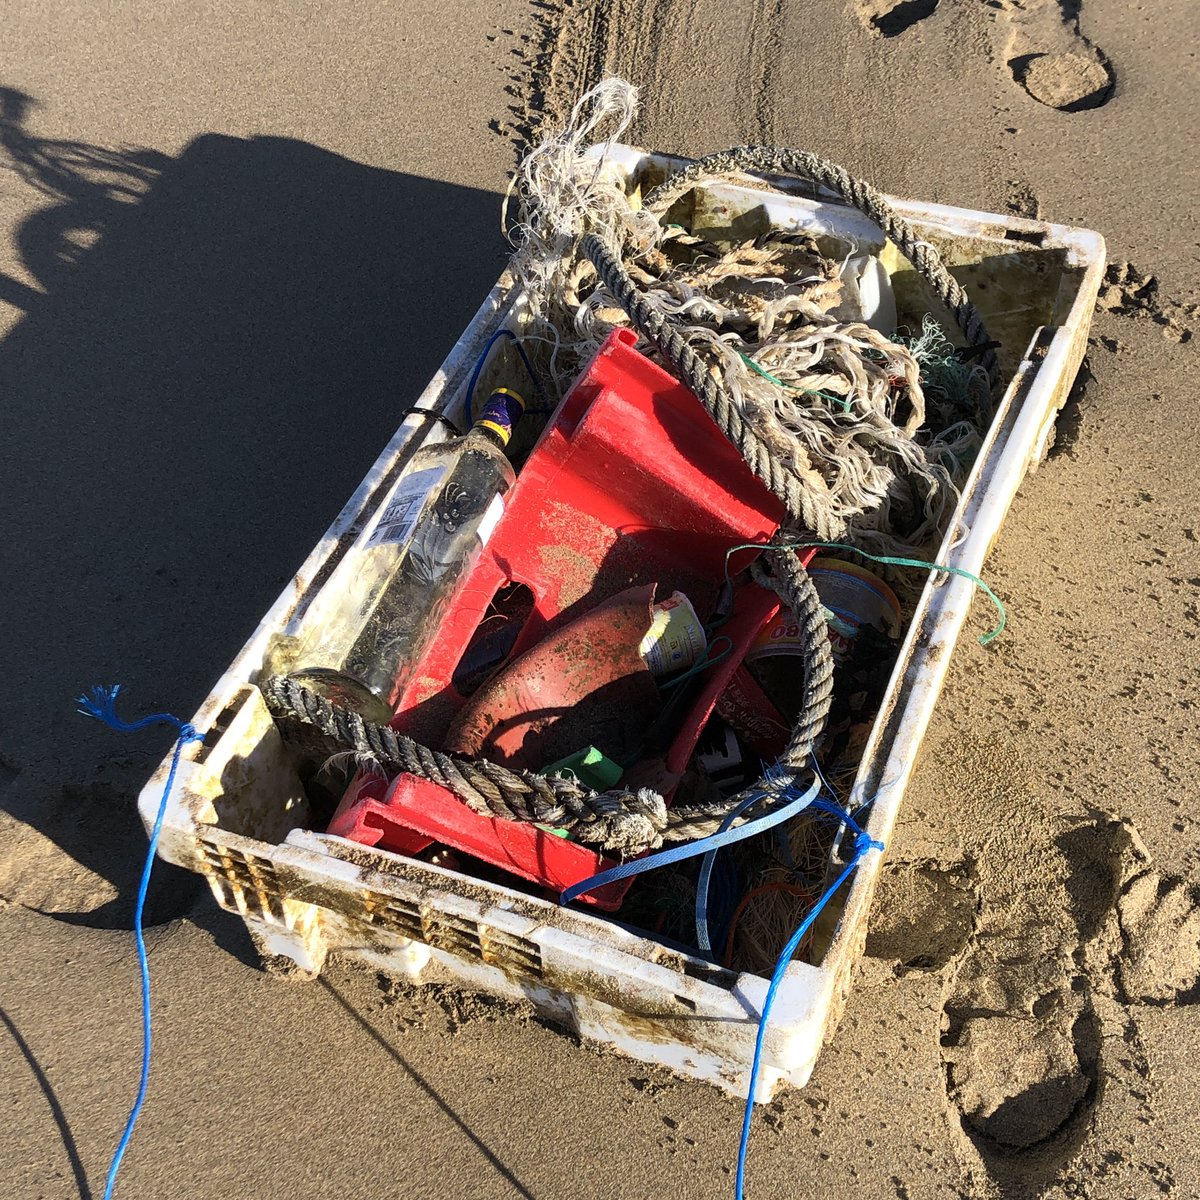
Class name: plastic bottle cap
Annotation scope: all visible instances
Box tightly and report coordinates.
[475,388,526,446]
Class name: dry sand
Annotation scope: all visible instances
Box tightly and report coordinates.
[3,1,1198,1197]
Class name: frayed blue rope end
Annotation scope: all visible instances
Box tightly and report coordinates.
[77,682,124,725]
[77,683,192,739]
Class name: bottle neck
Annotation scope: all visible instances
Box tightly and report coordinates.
[472,388,526,449]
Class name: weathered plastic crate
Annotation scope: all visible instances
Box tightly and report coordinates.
[138,145,1105,1101]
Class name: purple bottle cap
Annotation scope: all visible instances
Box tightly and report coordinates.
[474,388,526,446]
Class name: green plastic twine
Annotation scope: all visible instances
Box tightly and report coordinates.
[659,635,734,689]
[724,541,1007,646]
[736,352,851,412]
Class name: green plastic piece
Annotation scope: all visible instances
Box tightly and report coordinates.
[540,745,624,791]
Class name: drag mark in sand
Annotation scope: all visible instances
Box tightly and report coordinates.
[741,0,787,144]
[527,0,797,146]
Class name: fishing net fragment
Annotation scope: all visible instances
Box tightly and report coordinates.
[504,77,994,565]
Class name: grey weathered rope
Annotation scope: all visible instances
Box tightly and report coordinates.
[756,543,834,763]
[264,148,951,856]
[263,674,669,855]
[659,542,834,841]
[641,146,998,387]
[583,232,840,540]
[270,150,995,860]
[263,542,833,851]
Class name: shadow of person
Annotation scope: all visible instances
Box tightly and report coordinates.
[0,87,512,929]
[0,86,169,300]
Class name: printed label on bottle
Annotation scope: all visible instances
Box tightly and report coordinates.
[746,613,808,661]
[476,494,505,547]
[749,608,853,666]
[368,466,446,546]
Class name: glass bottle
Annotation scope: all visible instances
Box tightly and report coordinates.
[285,388,526,722]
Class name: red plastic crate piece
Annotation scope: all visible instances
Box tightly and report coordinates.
[327,771,432,856]
[334,327,796,908]
[333,582,784,911]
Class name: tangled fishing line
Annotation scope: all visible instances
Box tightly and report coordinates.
[504,77,994,563]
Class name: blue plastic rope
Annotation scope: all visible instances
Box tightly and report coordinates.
[464,327,549,425]
[565,774,882,1197]
[559,776,821,906]
[735,806,884,1200]
[77,685,203,1200]
[695,758,852,955]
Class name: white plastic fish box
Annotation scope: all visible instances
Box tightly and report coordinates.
[139,145,1104,1101]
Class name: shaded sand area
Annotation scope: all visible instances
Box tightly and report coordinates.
[3,2,1198,1196]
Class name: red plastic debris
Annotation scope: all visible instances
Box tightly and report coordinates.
[333,327,813,909]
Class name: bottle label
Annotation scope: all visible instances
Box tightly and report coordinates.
[746,613,808,660]
[475,388,525,447]
[368,466,446,546]
[748,609,854,666]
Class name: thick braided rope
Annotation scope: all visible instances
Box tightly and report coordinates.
[759,544,835,764]
[260,152,901,855]
[262,675,669,855]
[583,233,841,540]
[641,146,999,387]
[662,544,834,841]
[264,550,833,854]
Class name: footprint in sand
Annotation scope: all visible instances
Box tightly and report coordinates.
[997,0,1115,112]
[940,934,1100,1157]
[865,858,978,972]
[867,852,1100,1172]
[942,1007,1099,1150]
[852,0,941,39]
[1116,863,1200,1005]
[851,0,1115,112]
[937,813,1200,1192]
[936,820,1112,1173]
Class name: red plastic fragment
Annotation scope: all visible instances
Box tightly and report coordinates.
[332,327,803,908]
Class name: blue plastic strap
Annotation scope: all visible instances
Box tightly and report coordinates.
[559,777,820,906]
[695,786,877,960]
[694,791,778,955]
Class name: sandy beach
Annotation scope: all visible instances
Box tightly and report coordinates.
[3,1,1198,1196]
